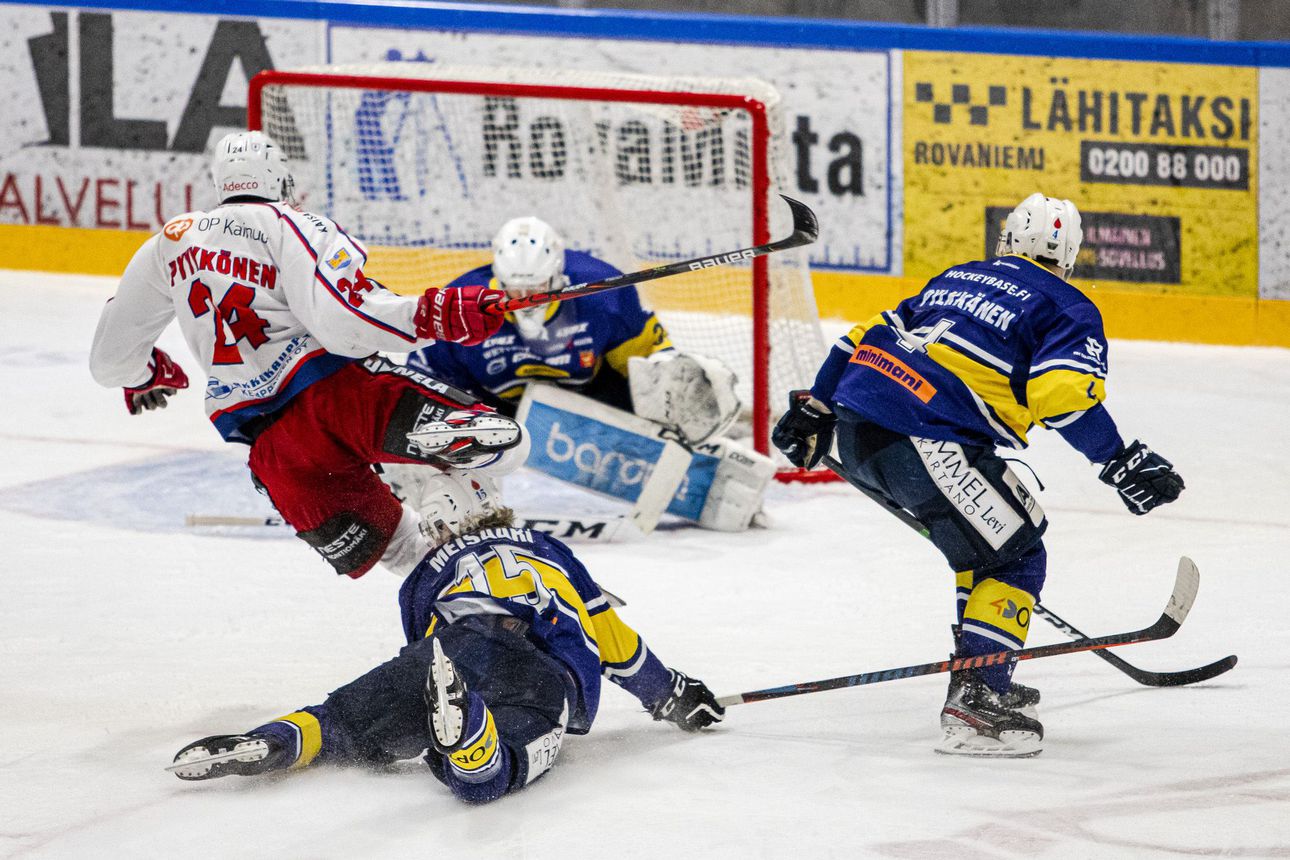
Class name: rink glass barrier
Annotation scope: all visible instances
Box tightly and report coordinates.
[0,0,1288,346]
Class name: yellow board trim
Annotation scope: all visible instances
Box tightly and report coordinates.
[813,269,1290,348]
[4,224,1287,348]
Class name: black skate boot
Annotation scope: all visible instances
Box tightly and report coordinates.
[167,733,293,780]
[938,671,1044,758]
[946,669,1040,711]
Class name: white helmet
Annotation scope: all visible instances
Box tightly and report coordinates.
[211,131,294,205]
[492,217,566,298]
[996,192,1083,279]
[418,471,504,546]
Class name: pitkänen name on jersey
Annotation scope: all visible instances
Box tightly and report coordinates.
[168,246,279,290]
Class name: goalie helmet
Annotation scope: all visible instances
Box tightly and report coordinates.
[996,193,1082,279]
[492,216,566,298]
[418,470,503,546]
[211,131,295,205]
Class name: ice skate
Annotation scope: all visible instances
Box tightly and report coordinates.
[937,671,1044,758]
[167,733,290,780]
[426,637,470,751]
[407,410,521,466]
[425,638,503,780]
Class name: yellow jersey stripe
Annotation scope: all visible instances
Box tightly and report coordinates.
[1027,369,1106,426]
[604,314,673,376]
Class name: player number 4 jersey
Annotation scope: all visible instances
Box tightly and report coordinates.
[820,255,1112,450]
[89,201,436,443]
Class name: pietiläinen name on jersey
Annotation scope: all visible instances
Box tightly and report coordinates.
[819,254,1112,451]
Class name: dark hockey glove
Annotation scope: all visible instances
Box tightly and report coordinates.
[772,390,836,469]
[1098,440,1185,515]
[123,348,189,415]
[650,669,725,732]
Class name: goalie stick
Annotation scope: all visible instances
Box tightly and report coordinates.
[483,195,818,313]
[718,556,1200,707]
[820,455,1236,687]
[185,512,647,543]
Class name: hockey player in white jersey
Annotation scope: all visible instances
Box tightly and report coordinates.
[90,131,526,579]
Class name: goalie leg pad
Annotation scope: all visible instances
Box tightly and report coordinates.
[627,352,740,445]
[683,438,776,532]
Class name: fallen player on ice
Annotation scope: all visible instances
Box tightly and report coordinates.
[168,471,723,802]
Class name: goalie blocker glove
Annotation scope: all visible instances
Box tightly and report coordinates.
[650,669,725,732]
[123,348,189,415]
[772,390,836,469]
[1098,440,1185,515]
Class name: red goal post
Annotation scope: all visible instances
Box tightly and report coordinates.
[248,65,832,480]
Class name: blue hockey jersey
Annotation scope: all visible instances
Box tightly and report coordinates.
[812,255,1123,462]
[406,251,672,403]
[399,527,672,733]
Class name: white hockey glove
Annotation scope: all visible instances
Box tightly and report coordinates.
[627,351,740,446]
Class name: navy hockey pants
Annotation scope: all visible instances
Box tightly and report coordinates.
[834,411,1049,691]
[304,615,576,800]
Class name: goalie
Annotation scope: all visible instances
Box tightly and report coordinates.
[392,217,774,532]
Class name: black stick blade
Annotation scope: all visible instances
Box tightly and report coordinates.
[778,194,819,246]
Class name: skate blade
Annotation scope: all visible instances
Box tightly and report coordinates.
[429,639,465,748]
[408,414,518,453]
[167,740,269,778]
[935,726,1043,759]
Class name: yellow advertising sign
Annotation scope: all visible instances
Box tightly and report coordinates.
[903,51,1257,297]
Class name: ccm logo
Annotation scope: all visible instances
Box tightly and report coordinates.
[689,249,755,270]
[222,180,260,192]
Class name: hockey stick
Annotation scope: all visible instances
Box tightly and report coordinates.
[184,512,646,543]
[484,195,818,314]
[820,455,1236,687]
[717,556,1199,707]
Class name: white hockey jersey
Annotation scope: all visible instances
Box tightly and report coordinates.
[91,201,437,443]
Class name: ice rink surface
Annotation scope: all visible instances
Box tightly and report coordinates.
[2,270,1289,859]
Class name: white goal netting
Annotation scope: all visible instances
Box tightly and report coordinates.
[253,63,826,453]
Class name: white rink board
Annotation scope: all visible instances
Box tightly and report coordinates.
[324,26,898,274]
[2,269,1290,858]
[0,8,321,229]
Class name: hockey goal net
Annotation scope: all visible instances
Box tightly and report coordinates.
[249,64,828,473]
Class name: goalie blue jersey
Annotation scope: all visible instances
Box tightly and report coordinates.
[406,251,672,404]
[399,527,671,733]
[813,255,1121,461]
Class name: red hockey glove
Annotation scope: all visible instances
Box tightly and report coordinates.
[415,285,506,346]
[124,348,189,415]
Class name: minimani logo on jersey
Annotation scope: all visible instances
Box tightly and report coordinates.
[849,345,937,403]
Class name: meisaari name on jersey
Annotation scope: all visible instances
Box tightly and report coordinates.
[399,529,669,734]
